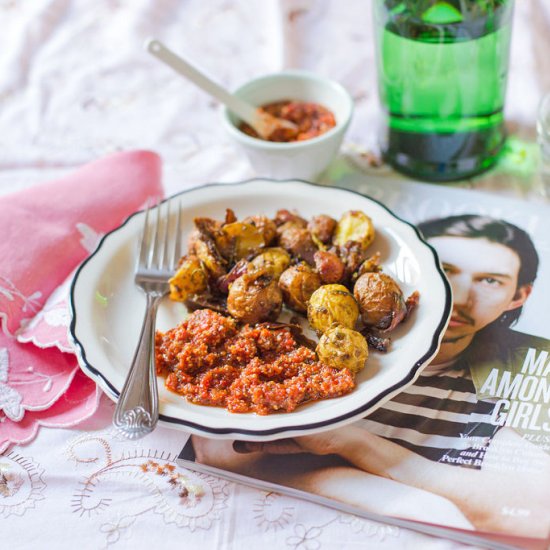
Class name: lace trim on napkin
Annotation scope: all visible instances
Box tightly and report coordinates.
[0,349,24,422]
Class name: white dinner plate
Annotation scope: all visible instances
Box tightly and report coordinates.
[69,179,451,441]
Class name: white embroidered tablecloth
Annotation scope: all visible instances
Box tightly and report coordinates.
[1,1,549,549]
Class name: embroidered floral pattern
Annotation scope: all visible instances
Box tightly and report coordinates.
[16,272,75,353]
[0,276,42,337]
[0,367,99,456]
[253,491,295,531]
[100,514,137,546]
[67,435,230,545]
[14,221,104,353]
[0,451,46,518]
[286,524,323,550]
[76,222,102,254]
[0,348,23,421]
[338,514,400,540]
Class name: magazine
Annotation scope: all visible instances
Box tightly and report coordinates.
[176,176,550,550]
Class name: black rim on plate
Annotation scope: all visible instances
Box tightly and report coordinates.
[69,178,452,437]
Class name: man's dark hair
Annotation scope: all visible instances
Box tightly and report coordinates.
[418,214,539,328]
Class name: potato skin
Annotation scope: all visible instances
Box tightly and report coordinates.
[188,218,222,256]
[169,255,208,302]
[314,250,345,284]
[278,226,318,265]
[316,324,368,373]
[307,284,359,335]
[333,210,375,250]
[173,209,416,350]
[227,271,283,324]
[243,215,278,246]
[194,237,227,279]
[274,209,308,228]
[249,247,291,279]
[279,264,322,313]
[192,218,227,279]
[215,221,265,261]
[308,214,337,244]
[353,272,407,331]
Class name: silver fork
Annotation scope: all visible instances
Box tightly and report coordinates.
[113,200,182,440]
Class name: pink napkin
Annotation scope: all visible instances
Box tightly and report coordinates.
[0,150,164,452]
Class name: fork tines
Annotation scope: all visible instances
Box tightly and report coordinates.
[136,200,182,281]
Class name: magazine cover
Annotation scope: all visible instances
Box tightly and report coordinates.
[177,177,550,550]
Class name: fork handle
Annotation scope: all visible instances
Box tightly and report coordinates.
[113,293,161,440]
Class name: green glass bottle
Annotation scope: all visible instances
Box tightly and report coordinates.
[373,0,514,182]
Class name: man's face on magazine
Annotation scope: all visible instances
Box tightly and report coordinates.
[429,236,523,339]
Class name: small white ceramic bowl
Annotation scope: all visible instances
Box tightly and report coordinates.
[221,70,354,181]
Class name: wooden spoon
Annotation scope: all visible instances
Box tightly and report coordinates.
[145,39,297,140]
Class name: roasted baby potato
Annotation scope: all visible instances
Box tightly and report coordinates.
[188,217,222,256]
[353,272,407,332]
[333,210,375,250]
[274,209,308,228]
[279,264,322,313]
[249,247,291,279]
[227,271,283,324]
[216,259,250,294]
[316,324,368,373]
[356,252,382,278]
[243,215,278,246]
[192,218,227,279]
[307,284,359,335]
[215,221,265,261]
[308,214,337,245]
[313,250,345,284]
[193,237,227,279]
[169,255,208,302]
[278,225,318,265]
[333,241,370,281]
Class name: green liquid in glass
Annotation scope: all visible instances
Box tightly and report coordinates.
[375,1,514,181]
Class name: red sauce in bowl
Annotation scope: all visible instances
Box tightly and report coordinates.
[155,309,355,415]
[239,100,337,142]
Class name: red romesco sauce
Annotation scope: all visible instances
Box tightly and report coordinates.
[239,100,337,142]
[155,309,355,415]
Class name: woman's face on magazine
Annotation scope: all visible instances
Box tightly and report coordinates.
[429,236,523,338]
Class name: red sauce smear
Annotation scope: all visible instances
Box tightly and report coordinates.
[155,309,355,415]
[239,100,337,142]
